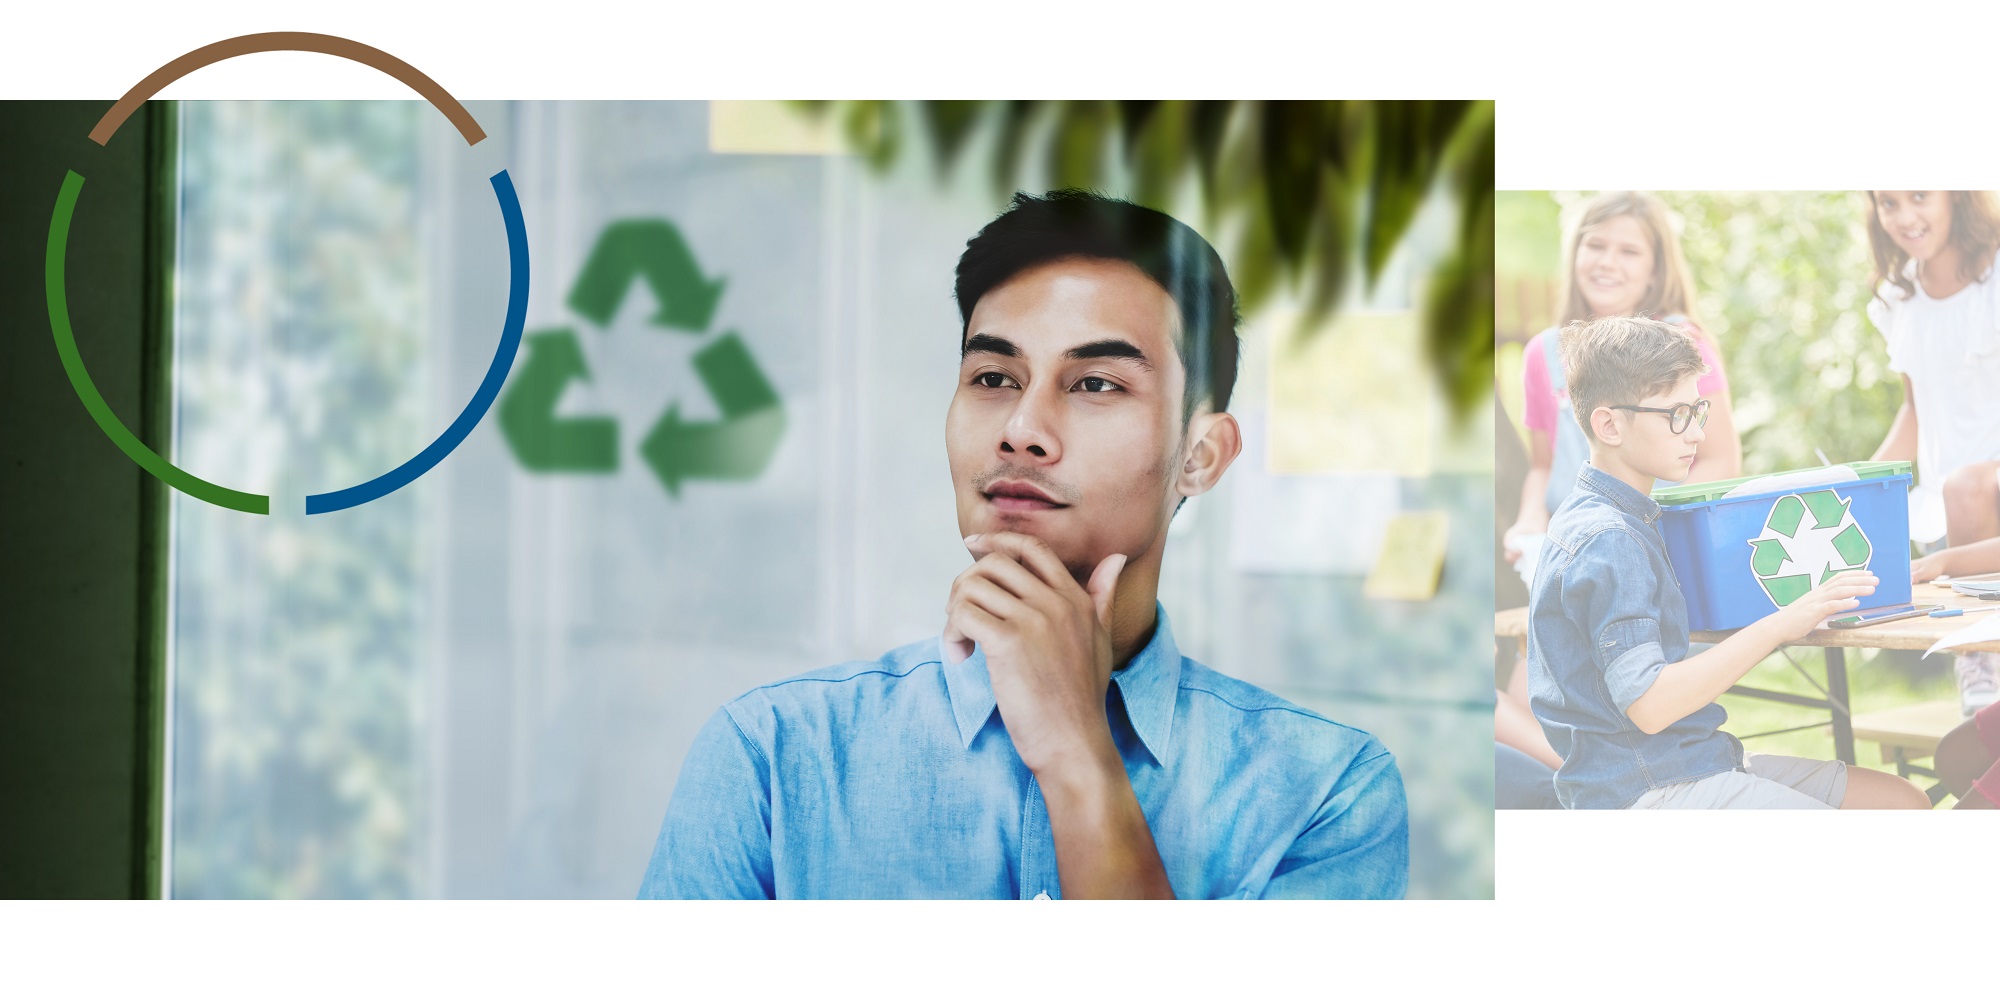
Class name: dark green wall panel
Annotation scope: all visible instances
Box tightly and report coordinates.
[1,100,173,899]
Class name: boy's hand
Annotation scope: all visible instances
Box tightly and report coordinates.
[1912,550,1952,584]
[1769,570,1878,641]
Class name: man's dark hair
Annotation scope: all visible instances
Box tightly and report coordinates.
[954,189,1241,418]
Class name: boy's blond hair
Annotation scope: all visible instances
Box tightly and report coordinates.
[1561,317,1709,441]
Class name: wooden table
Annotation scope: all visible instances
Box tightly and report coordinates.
[1494,579,2000,765]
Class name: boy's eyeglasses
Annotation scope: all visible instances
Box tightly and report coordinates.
[1609,398,1710,433]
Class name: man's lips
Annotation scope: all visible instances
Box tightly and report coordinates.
[984,480,1067,511]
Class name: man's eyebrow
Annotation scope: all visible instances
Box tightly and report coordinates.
[962,333,1019,359]
[1064,339,1154,370]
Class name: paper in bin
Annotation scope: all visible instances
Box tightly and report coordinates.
[1718,465,1859,499]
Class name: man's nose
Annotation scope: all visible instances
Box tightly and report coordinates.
[999,385,1062,463]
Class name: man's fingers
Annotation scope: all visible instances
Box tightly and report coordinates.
[968,551,1052,604]
[953,574,1031,624]
[966,532,1078,593]
[945,553,1041,615]
[944,562,1031,663]
[941,617,973,665]
[942,576,1031,664]
[942,601,1002,665]
[1086,552,1127,631]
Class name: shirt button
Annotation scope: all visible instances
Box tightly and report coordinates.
[1033,891,1051,900]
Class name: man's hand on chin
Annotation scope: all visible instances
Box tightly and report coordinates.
[943,531,1123,776]
[941,531,1174,899]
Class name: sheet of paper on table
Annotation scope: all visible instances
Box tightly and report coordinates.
[1924,611,2000,657]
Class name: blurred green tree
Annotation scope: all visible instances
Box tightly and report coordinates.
[1498,191,1901,478]
[1664,191,1899,475]
[797,101,1494,418]
[173,101,423,899]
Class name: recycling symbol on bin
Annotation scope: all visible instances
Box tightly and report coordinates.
[497,219,783,497]
[1745,490,1873,608]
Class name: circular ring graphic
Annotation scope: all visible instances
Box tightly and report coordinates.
[46,32,527,515]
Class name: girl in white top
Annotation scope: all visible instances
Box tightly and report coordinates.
[1865,190,2000,715]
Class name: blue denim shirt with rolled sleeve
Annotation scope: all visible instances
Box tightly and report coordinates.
[1526,463,1744,809]
[638,604,1408,898]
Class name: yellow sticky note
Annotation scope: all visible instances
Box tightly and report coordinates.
[1364,511,1450,601]
[708,101,847,156]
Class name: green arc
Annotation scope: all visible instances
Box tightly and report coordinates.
[47,170,270,515]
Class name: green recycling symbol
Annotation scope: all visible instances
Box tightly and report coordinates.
[1746,490,1872,607]
[497,219,784,497]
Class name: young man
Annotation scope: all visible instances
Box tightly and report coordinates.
[1525,316,1931,810]
[639,190,1408,898]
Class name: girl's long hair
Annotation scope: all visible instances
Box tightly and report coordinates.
[1555,191,1703,330]
[1867,191,2000,304]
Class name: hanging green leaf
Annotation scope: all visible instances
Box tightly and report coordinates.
[1260,101,1327,277]
[792,100,1494,419]
[919,101,985,176]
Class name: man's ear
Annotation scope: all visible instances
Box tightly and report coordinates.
[1588,405,1623,446]
[1176,408,1242,500]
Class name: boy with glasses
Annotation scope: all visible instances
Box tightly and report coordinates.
[1524,317,1932,809]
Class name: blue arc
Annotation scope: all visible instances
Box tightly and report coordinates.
[306,169,529,515]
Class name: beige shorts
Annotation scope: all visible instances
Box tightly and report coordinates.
[1627,753,1848,809]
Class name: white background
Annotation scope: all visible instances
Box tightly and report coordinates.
[5,0,1997,994]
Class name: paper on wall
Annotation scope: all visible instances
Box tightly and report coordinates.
[1364,511,1451,601]
[1227,408,1401,575]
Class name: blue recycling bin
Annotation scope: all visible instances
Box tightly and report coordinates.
[1651,462,1914,632]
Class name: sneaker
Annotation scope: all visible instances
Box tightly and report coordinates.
[1958,651,2000,717]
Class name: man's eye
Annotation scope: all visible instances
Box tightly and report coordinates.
[973,371,1015,389]
[1076,377,1120,393]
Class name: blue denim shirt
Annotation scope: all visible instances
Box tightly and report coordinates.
[638,605,1408,898]
[1526,464,1744,809]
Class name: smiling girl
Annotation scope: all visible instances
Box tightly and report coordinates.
[1504,192,1741,566]
[1865,190,2000,715]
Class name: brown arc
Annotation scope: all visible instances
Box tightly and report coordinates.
[88,31,485,147]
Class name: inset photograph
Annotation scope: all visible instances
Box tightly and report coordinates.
[1495,190,2000,809]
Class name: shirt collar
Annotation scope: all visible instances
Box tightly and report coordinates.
[939,601,1183,765]
[1576,462,1661,525]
